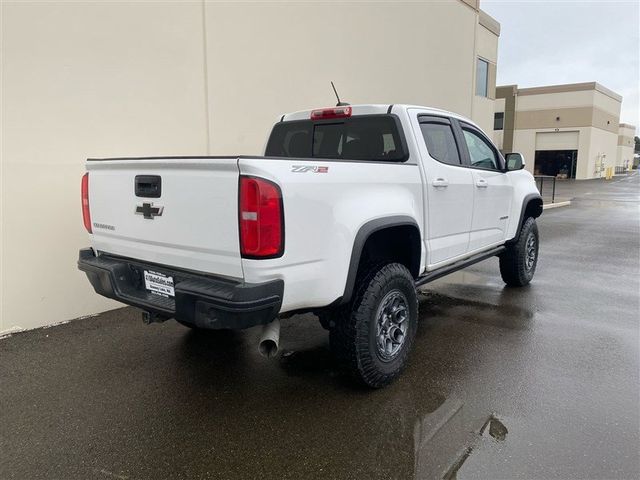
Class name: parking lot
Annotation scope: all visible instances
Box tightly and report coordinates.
[1,174,638,479]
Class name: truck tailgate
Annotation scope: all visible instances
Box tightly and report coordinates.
[86,157,243,279]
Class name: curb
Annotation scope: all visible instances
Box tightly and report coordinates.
[543,200,571,210]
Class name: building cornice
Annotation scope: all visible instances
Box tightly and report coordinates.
[459,0,479,12]
[479,10,500,36]
[514,82,622,102]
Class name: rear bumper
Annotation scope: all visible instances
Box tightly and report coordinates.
[77,248,283,329]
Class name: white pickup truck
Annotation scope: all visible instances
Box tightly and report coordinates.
[78,104,542,387]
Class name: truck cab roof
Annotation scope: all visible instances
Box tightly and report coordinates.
[281,104,478,128]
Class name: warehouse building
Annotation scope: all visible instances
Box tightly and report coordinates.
[493,82,629,180]
[1,0,500,333]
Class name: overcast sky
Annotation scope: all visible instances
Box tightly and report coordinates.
[482,0,639,127]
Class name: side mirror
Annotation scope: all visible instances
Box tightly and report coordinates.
[505,152,525,171]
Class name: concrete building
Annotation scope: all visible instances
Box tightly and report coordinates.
[493,82,627,180]
[1,0,500,333]
[617,123,637,170]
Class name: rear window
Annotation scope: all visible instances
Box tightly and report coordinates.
[265,115,407,162]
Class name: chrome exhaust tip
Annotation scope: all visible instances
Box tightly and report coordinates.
[258,319,280,358]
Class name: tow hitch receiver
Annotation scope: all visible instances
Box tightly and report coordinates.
[142,311,170,325]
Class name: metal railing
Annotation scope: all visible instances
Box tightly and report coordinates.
[534,175,556,204]
[615,166,627,175]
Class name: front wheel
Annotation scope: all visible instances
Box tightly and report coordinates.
[330,263,418,388]
[499,217,539,287]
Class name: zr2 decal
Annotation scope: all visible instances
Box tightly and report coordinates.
[291,165,329,173]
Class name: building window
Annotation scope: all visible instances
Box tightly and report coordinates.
[494,112,504,130]
[476,58,489,97]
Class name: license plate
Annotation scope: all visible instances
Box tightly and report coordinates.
[143,270,175,297]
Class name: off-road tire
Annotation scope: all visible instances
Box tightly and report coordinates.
[329,263,418,388]
[499,216,539,287]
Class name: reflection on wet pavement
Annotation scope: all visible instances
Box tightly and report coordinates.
[419,290,535,331]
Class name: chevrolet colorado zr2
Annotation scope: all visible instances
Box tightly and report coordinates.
[78,104,542,388]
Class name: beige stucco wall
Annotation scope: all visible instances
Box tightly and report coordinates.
[494,98,506,113]
[514,90,620,135]
[472,22,499,134]
[585,127,619,178]
[475,22,499,62]
[617,124,636,167]
[592,90,623,117]
[1,2,209,333]
[205,1,490,155]
[473,94,497,135]
[493,130,504,150]
[1,0,498,333]
[510,130,535,175]
[516,90,595,111]
[616,146,634,168]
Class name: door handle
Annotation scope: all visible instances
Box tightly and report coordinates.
[432,178,449,188]
[475,178,488,188]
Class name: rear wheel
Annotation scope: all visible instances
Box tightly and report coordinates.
[330,263,418,388]
[499,217,539,287]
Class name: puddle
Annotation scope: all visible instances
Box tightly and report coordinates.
[443,447,473,480]
[441,414,510,479]
[480,414,508,441]
[412,398,472,479]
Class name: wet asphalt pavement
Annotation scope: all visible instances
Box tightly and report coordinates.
[1,174,639,480]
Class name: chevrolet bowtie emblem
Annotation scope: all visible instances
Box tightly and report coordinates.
[135,202,164,219]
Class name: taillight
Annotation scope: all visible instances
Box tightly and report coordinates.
[239,176,283,258]
[310,106,352,121]
[81,172,92,233]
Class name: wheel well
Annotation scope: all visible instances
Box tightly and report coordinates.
[508,196,543,245]
[337,218,422,305]
[524,197,543,220]
[358,225,421,280]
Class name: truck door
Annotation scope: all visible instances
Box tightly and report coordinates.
[456,121,513,252]
[411,113,474,267]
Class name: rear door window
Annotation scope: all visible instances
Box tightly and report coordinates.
[419,120,461,166]
[266,115,407,162]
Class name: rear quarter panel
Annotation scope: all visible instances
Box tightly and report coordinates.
[239,158,424,312]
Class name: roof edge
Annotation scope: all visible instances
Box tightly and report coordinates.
[459,0,479,12]
[512,82,622,102]
[479,10,500,36]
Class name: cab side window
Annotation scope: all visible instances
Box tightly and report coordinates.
[419,120,461,166]
[461,127,500,170]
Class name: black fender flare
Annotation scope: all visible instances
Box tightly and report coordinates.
[339,215,420,305]
[508,193,543,244]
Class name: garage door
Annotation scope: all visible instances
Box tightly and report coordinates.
[536,131,579,151]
